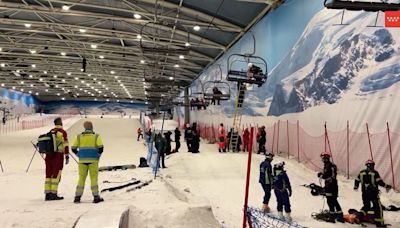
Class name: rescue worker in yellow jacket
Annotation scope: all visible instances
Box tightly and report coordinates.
[71,121,104,203]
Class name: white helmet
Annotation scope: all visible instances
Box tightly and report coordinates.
[247,63,253,68]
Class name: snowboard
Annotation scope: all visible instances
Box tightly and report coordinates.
[98,164,136,172]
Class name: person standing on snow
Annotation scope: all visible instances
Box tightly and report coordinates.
[71,121,104,203]
[154,132,167,168]
[174,127,181,153]
[164,131,172,155]
[218,123,226,153]
[354,160,392,228]
[258,126,266,154]
[44,117,69,201]
[273,162,292,222]
[184,124,193,152]
[259,153,274,213]
[242,128,250,152]
[318,153,344,223]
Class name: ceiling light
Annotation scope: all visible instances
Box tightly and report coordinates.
[117,100,120,102]
[74,77,79,80]
[0,83,4,87]
[30,84,34,87]
[174,64,180,68]
[29,75,33,78]
[61,97,65,100]
[145,101,148,104]
[114,76,119,79]
[106,88,109,90]
[0,47,2,52]
[29,91,32,94]
[62,79,66,82]
[24,24,32,28]
[0,63,5,67]
[193,25,200,31]
[179,55,185,59]
[94,98,97,101]
[60,52,66,56]
[106,99,109,102]
[12,86,16,89]
[97,82,101,85]
[62,5,70,11]
[79,29,86,33]
[55,85,59,88]
[91,44,98,49]
[81,80,85,84]
[169,76,174,80]
[53,75,58,78]
[20,89,24,92]
[16,69,20,73]
[80,68,84,72]
[93,78,97,81]
[74,85,78,88]
[43,71,47,74]
[140,60,145,64]
[57,93,60,96]
[79,88,83,91]
[91,86,94,89]
[133,13,141,19]
[31,64,36,68]
[86,83,89,86]
[39,78,43,81]
[29,50,37,54]
[99,55,104,59]
[136,34,142,39]
[20,81,24,84]
[76,93,80,96]
[88,74,92,77]
[67,72,71,76]
[120,84,124,86]
[110,71,115,74]
[185,42,191,47]
[35,92,39,95]
[45,89,48,92]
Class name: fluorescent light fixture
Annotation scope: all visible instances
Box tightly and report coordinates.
[185,42,190,47]
[16,69,20,73]
[24,24,32,28]
[114,76,119,79]
[0,47,2,51]
[35,92,39,95]
[62,5,70,11]
[60,52,66,56]
[39,78,43,81]
[81,80,85,84]
[53,75,58,78]
[62,79,66,82]
[61,97,65,100]
[133,14,141,19]
[140,60,145,64]
[57,93,60,96]
[93,78,97,81]
[74,77,79,80]
[0,63,5,67]
[169,76,174,80]
[45,89,48,92]
[79,29,86,33]
[30,84,34,87]
[91,44,97,49]
[88,74,92,77]
[80,68,84,72]
[179,55,185,59]
[67,72,72,76]
[43,71,47,74]
[29,50,37,54]
[55,85,59,88]
[193,25,200,31]
[99,55,104,59]
[20,81,24,84]
[20,89,24,92]
[74,85,78,88]
[174,64,180,68]
[117,100,120,102]
[0,83,4,87]
[31,64,36,68]
[136,34,142,39]
[12,86,16,89]
[29,91,32,94]
[110,71,115,74]
[94,98,97,101]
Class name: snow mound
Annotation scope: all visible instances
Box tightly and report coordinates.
[127,205,220,228]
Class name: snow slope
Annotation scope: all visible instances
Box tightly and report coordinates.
[1,117,399,228]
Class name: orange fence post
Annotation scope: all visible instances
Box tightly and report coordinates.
[297,120,300,163]
[366,123,374,160]
[277,120,280,154]
[386,122,396,190]
[287,120,290,159]
[347,121,350,180]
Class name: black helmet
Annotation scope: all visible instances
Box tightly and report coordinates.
[265,153,274,161]
[274,162,285,170]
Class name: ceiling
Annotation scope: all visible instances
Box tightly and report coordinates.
[0,0,281,105]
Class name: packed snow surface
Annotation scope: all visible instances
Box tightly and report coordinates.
[0,117,399,228]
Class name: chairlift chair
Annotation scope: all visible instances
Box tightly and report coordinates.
[202,64,231,101]
[226,54,268,86]
[188,85,209,107]
[140,21,190,55]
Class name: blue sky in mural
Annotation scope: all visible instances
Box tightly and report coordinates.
[0,88,39,106]
[251,0,323,70]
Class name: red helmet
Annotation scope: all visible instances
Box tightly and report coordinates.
[320,152,331,158]
[365,159,375,166]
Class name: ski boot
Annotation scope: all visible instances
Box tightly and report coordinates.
[286,212,292,223]
[74,196,81,203]
[93,196,104,203]
[262,204,271,213]
[376,223,388,228]
[278,211,284,220]
[336,212,345,223]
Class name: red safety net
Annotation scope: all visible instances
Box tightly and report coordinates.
[196,120,399,190]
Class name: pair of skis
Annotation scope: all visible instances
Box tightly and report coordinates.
[101,179,152,193]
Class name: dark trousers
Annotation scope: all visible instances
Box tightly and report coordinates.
[361,192,384,225]
[160,153,166,168]
[175,140,181,152]
[243,143,249,152]
[274,189,291,213]
[186,139,192,152]
[137,133,143,141]
[326,196,342,214]
[258,142,266,154]
[261,184,272,204]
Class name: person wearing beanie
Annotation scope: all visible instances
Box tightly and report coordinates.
[259,153,274,213]
[71,121,104,203]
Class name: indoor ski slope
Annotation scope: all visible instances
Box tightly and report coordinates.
[0,116,399,228]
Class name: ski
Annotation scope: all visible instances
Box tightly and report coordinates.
[103,178,136,184]
[126,180,152,192]
[99,164,136,172]
[101,180,141,193]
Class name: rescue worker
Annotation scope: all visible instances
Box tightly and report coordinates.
[242,128,250,152]
[174,127,181,153]
[154,132,167,168]
[164,131,172,155]
[318,153,344,223]
[218,123,226,153]
[354,160,392,227]
[259,153,274,213]
[71,121,104,203]
[137,127,143,141]
[273,162,292,222]
[44,117,69,201]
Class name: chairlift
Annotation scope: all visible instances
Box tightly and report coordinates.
[202,64,231,102]
[226,33,268,85]
[188,85,209,108]
[140,21,190,54]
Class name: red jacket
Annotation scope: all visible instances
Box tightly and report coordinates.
[243,130,250,144]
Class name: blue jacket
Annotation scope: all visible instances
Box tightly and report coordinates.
[259,160,273,185]
[273,170,292,193]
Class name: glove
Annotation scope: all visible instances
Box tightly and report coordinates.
[385,185,392,193]
[288,190,292,197]
[317,172,323,178]
[65,155,69,165]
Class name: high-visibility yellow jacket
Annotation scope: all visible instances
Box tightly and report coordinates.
[71,130,103,163]
[51,125,69,154]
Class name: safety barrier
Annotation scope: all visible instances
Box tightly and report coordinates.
[196,120,399,190]
[0,114,76,134]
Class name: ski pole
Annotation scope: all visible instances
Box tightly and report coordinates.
[69,153,79,164]
[26,147,39,173]
[0,160,4,173]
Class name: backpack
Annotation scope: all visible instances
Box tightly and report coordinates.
[37,131,57,154]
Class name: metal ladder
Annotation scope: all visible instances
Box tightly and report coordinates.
[229,83,246,152]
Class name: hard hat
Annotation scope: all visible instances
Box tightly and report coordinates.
[247,63,253,68]
[274,162,285,170]
[320,152,331,158]
[365,159,375,166]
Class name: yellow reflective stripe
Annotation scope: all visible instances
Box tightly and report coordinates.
[371,172,376,186]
